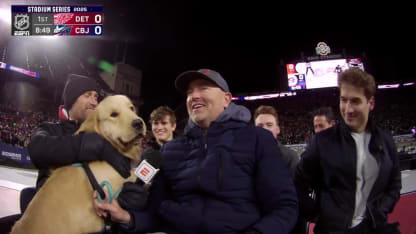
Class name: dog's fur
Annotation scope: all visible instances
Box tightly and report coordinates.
[11,95,146,234]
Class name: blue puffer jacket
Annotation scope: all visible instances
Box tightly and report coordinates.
[155,103,298,234]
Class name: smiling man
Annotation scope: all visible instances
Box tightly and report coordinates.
[164,68,298,233]
[295,68,401,234]
[124,69,298,234]
[29,74,132,188]
[149,105,176,147]
[0,74,132,233]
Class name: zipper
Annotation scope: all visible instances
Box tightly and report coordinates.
[218,151,223,191]
[199,195,208,234]
[366,203,377,228]
[203,130,207,151]
[345,133,358,229]
[198,130,208,233]
[198,130,208,186]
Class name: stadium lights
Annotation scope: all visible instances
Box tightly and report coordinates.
[378,84,400,89]
[232,92,297,101]
[233,80,416,101]
[0,61,40,78]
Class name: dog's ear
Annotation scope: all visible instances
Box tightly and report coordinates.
[75,110,99,135]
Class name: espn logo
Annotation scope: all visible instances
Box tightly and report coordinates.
[140,167,150,177]
[134,160,158,184]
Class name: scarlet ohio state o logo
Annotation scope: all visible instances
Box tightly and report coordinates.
[315,42,331,56]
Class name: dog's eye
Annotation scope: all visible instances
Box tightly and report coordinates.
[111,112,118,118]
[130,106,135,112]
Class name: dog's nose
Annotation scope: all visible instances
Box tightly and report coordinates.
[132,119,144,131]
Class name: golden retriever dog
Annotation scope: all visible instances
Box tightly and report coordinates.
[11,95,146,234]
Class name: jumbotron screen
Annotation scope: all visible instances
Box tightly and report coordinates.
[286,58,364,91]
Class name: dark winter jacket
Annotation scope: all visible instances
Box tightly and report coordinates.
[278,141,300,177]
[295,119,401,233]
[28,120,82,189]
[130,103,298,234]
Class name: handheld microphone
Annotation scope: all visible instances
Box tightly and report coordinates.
[117,149,163,211]
[134,148,163,186]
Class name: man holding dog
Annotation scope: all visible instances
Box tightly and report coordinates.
[98,69,298,234]
[0,74,132,233]
[30,74,132,189]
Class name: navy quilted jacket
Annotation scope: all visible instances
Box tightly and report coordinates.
[130,103,298,234]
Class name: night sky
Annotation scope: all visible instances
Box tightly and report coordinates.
[1,1,415,119]
[100,1,415,118]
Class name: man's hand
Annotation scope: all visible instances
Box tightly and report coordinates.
[117,181,149,211]
[93,190,131,225]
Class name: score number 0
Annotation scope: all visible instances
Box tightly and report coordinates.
[94,14,103,35]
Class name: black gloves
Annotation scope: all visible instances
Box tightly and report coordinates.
[117,181,149,211]
[78,133,131,178]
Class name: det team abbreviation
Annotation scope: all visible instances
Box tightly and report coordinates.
[11,5,103,36]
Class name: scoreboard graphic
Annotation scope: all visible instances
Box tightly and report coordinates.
[11,5,103,36]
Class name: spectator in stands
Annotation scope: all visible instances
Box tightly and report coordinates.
[2,83,415,148]
[312,106,336,133]
[94,68,298,233]
[295,68,401,234]
[0,107,58,148]
[253,105,299,175]
[0,74,134,233]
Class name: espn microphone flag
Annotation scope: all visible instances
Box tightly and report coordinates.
[135,160,159,184]
[134,148,163,184]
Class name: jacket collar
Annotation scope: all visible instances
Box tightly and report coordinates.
[59,119,80,133]
[339,115,378,136]
[338,116,385,157]
[184,102,251,137]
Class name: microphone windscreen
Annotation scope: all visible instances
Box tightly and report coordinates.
[141,148,163,169]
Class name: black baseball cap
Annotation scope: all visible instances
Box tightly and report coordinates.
[175,69,230,94]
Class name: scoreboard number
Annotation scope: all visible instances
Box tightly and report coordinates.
[11,5,103,36]
[95,14,102,23]
[94,25,102,35]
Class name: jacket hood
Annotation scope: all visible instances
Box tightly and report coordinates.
[184,102,251,135]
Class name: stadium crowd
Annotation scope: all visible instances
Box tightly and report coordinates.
[0,69,415,234]
[0,105,58,148]
[236,86,416,145]
[1,86,415,148]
